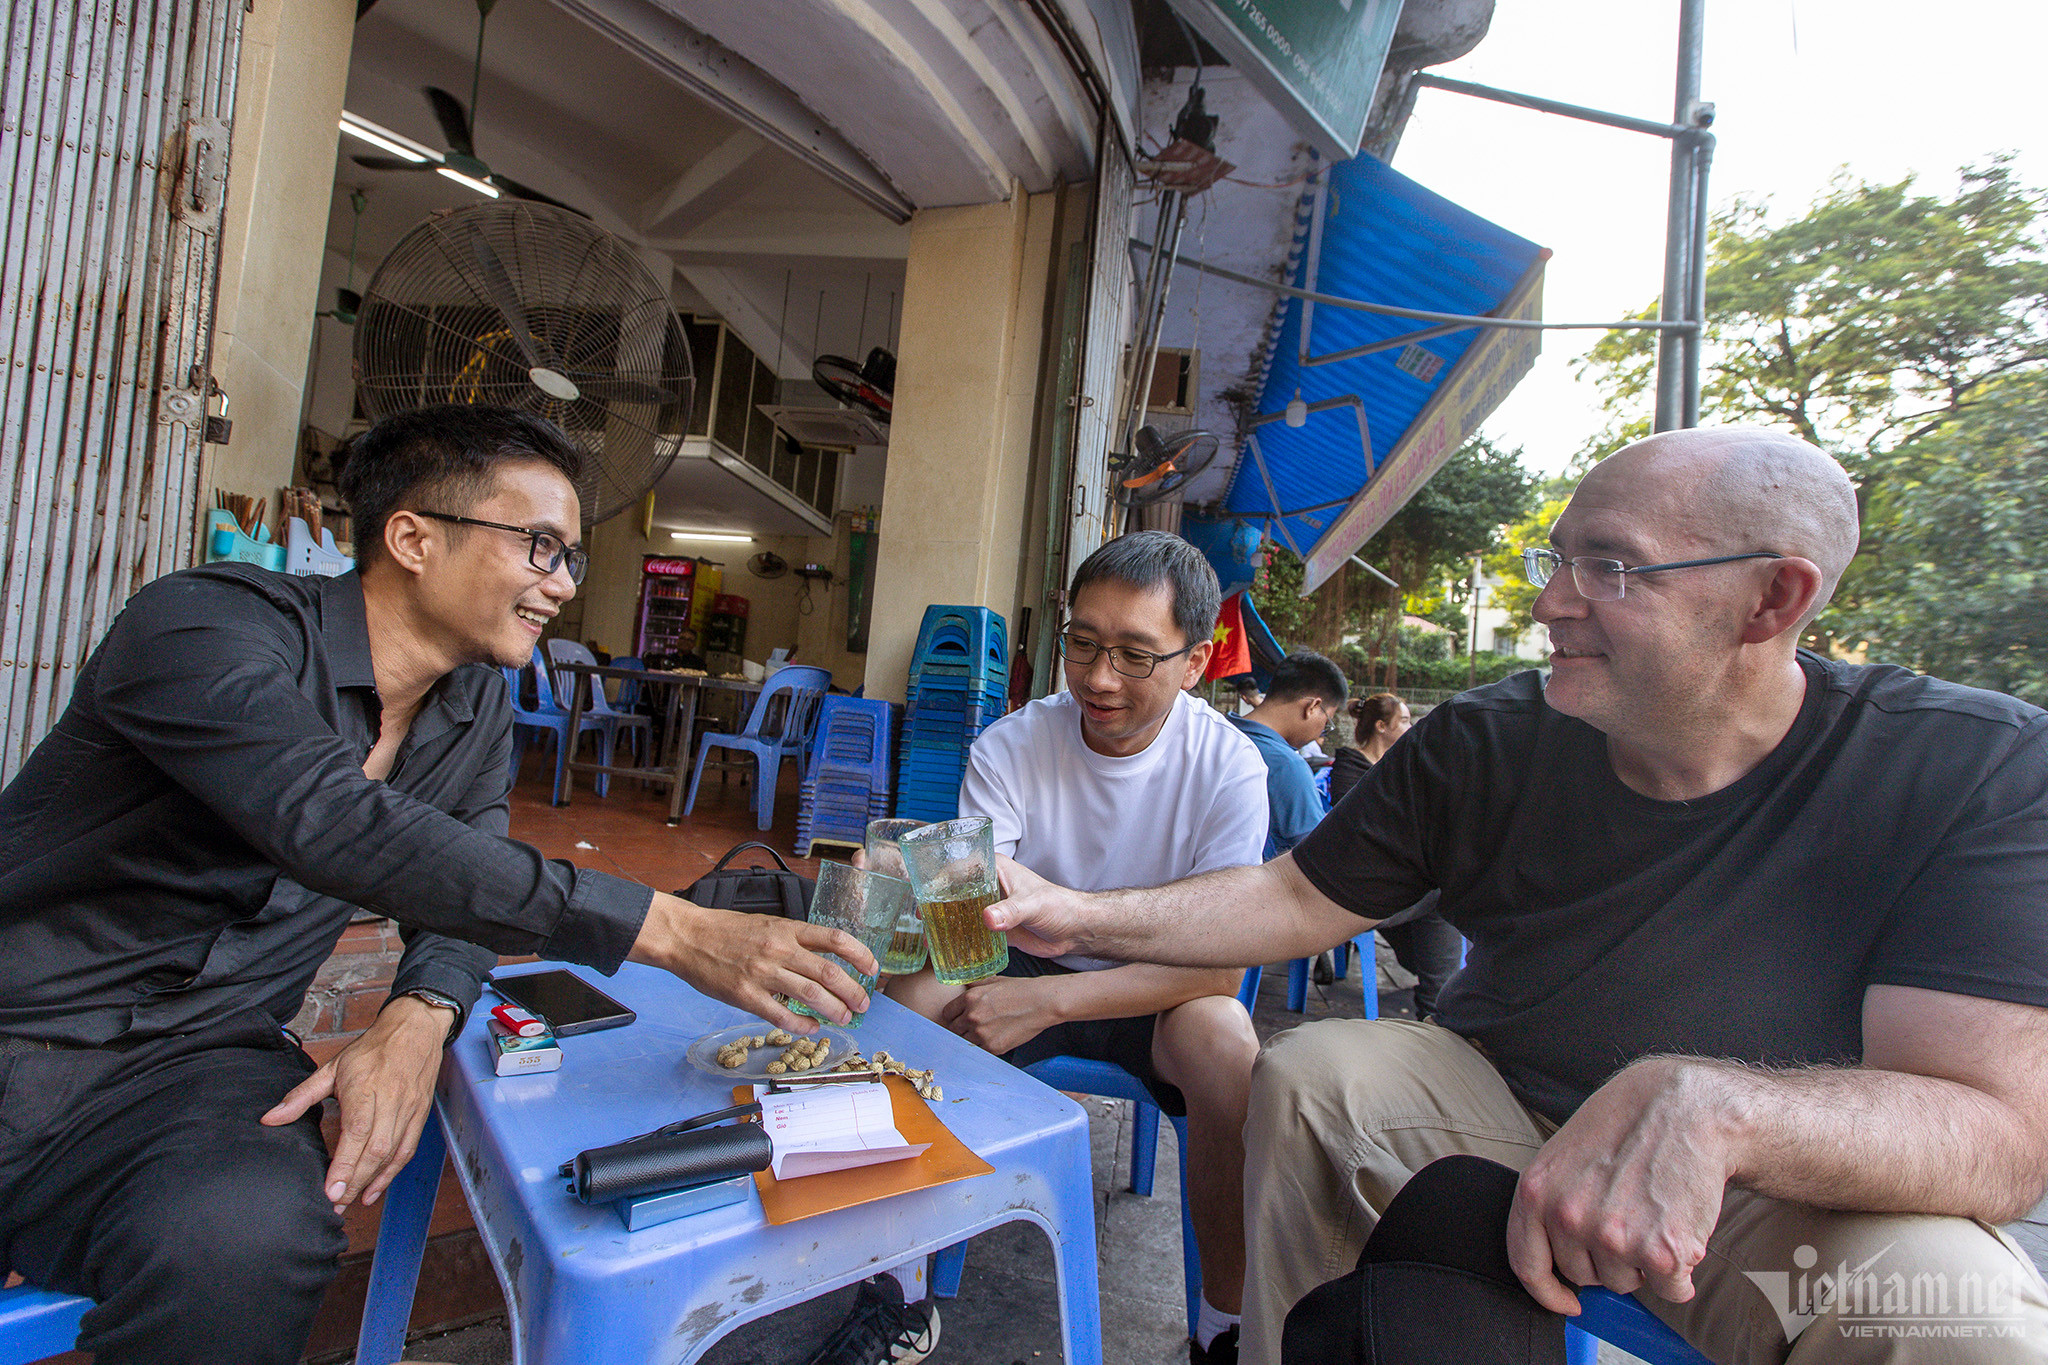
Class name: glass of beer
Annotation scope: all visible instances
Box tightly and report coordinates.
[866,819,930,975]
[781,861,910,1028]
[897,817,1008,985]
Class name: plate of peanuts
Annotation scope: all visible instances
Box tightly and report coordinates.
[685,1023,859,1080]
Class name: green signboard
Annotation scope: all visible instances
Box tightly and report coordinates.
[1168,0,1406,159]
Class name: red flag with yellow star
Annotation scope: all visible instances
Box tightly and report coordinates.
[1205,591,1252,681]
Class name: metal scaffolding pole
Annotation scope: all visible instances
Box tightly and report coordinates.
[1656,0,1709,431]
[1683,133,1715,426]
[1413,5,1716,432]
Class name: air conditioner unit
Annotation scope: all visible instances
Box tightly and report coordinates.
[759,405,888,450]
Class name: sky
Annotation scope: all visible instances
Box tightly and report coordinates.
[1392,0,2048,475]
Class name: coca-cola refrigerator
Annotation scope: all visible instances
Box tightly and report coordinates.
[634,556,696,664]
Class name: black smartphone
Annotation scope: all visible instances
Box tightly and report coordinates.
[490,970,636,1037]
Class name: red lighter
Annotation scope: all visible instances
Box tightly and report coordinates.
[490,1002,548,1037]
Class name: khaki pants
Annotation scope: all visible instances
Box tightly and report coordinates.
[1241,1018,2048,1365]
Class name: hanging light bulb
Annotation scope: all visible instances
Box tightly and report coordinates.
[1284,389,1308,428]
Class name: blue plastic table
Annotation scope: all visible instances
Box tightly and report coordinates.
[397,962,1103,1364]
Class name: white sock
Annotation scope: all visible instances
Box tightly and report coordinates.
[879,1255,927,1303]
[1194,1297,1239,1349]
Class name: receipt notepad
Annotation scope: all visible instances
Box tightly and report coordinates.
[750,1083,931,1180]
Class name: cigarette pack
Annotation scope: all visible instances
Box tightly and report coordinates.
[489,1017,562,1076]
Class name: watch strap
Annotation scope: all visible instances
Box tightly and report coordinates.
[393,987,465,1044]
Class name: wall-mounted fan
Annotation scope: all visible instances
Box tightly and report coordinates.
[1111,425,1218,505]
[811,346,894,425]
[747,551,789,579]
[353,201,693,524]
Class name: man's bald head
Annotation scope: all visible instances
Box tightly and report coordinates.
[1580,427,1860,625]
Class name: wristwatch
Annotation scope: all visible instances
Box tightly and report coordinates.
[392,986,465,1045]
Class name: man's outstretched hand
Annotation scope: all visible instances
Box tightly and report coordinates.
[984,855,1095,959]
[630,892,876,1034]
[1506,1057,1734,1314]
[262,992,451,1214]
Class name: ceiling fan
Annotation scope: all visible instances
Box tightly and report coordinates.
[349,0,582,215]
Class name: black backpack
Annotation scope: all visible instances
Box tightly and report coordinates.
[1282,1155,1567,1365]
[679,842,816,921]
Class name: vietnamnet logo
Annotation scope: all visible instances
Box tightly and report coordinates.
[1741,1243,2035,1342]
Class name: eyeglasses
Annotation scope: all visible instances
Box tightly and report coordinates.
[1521,547,1783,602]
[1057,630,1195,679]
[419,511,588,584]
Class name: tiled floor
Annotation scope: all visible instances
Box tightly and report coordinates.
[507,747,834,888]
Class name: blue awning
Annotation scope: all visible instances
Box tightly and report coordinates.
[1210,154,1547,593]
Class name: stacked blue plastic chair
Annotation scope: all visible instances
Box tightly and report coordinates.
[894,606,1007,822]
[795,695,900,856]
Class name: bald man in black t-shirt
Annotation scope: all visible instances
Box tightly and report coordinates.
[989,428,2048,1364]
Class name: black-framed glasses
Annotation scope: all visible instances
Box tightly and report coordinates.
[419,511,588,584]
[1057,630,1195,679]
[1521,547,1783,602]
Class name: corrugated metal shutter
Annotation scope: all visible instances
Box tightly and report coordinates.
[1066,110,1132,560]
[0,0,243,780]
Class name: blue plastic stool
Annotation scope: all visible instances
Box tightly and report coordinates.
[354,1103,450,1364]
[1020,966,1264,1335]
[1286,932,1380,1014]
[1568,1286,1713,1364]
[0,1284,90,1365]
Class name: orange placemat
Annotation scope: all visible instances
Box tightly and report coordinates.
[735,1075,994,1225]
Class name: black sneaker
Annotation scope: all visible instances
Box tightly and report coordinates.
[1312,950,1336,986]
[1190,1324,1239,1364]
[806,1277,941,1365]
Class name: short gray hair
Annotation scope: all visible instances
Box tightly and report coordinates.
[1068,531,1221,649]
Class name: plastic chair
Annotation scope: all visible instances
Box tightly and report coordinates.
[1286,931,1380,1012]
[1021,966,1265,1334]
[0,1284,90,1365]
[684,666,832,831]
[502,646,612,804]
[547,640,652,770]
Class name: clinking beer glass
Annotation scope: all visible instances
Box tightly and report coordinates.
[865,818,930,975]
[896,816,1008,985]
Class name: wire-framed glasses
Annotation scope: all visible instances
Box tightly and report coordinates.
[1521,547,1783,601]
[419,511,589,584]
[1056,631,1194,679]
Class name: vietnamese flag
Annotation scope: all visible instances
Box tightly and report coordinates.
[1205,591,1253,680]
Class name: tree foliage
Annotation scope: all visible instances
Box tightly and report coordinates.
[1482,495,1571,639]
[1576,159,2048,695]
[1248,437,1537,667]
[1582,159,2048,462]
[1833,371,2048,703]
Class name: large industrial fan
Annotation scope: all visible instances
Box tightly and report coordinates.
[353,201,692,524]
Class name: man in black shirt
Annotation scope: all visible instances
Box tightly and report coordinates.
[991,428,2048,1363]
[0,406,872,1365]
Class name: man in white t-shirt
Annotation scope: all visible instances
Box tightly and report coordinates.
[881,532,1268,1365]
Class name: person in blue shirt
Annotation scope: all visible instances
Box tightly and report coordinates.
[1228,652,1348,858]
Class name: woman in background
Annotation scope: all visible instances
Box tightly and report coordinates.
[1329,693,1464,1020]
[1328,693,1409,803]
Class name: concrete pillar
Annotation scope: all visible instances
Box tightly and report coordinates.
[579,507,655,656]
[204,0,356,502]
[862,188,1057,702]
